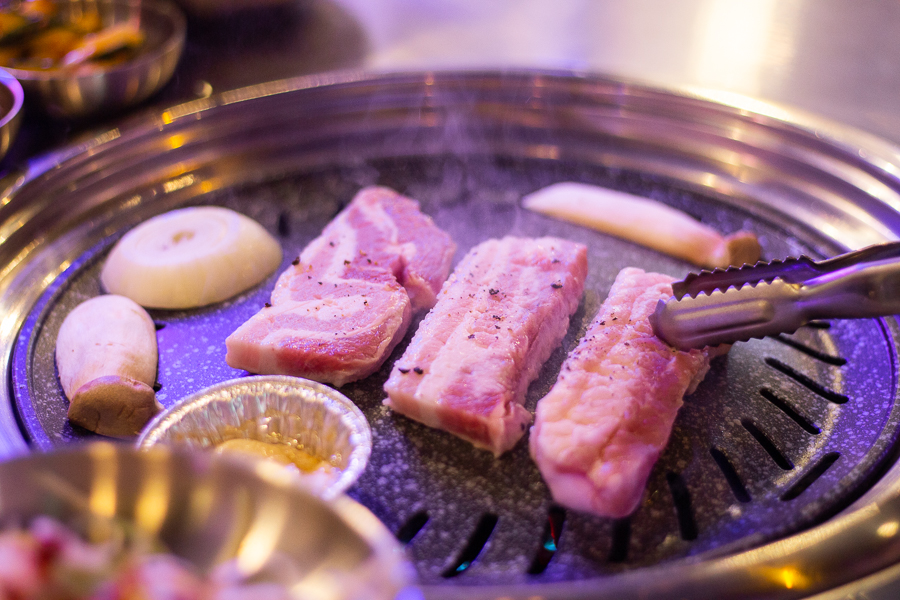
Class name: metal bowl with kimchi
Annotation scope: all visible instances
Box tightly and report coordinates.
[0,0,185,118]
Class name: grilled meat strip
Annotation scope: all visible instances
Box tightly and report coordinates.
[384,236,587,456]
[225,186,456,387]
[530,267,728,518]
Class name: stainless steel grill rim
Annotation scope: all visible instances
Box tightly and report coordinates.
[3,70,900,599]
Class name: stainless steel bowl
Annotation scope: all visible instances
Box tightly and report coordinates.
[0,442,415,599]
[0,69,23,161]
[3,0,186,118]
[137,375,373,501]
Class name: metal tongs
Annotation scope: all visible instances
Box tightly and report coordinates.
[650,242,900,349]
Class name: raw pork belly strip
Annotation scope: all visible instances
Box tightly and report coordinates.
[530,267,727,518]
[225,186,456,387]
[384,236,588,456]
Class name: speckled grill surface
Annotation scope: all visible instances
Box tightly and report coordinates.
[12,156,900,586]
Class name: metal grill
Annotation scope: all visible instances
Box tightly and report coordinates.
[12,156,900,588]
[3,71,900,598]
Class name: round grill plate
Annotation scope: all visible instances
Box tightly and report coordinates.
[13,156,900,586]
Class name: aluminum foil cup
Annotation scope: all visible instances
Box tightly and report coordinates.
[137,375,372,501]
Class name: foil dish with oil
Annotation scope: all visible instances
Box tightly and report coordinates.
[137,375,373,501]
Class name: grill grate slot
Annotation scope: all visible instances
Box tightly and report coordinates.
[396,511,430,545]
[710,447,752,503]
[277,211,290,237]
[774,334,847,366]
[765,357,849,404]
[781,453,842,501]
[759,388,821,435]
[666,472,698,541]
[608,518,632,563]
[441,513,498,578]
[527,505,566,574]
[742,419,794,470]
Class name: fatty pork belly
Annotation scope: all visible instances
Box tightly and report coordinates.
[384,236,588,456]
[530,267,728,519]
[225,186,456,387]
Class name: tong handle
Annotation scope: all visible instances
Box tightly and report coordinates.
[653,253,900,349]
[800,256,900,319]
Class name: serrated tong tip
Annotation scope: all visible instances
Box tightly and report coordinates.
[654,241,900,350]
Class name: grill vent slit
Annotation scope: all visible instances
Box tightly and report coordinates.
[710,447,751,503]
[759,388,821,435]
[608,517,631,563]
[527,505,566,574]
[742,419,794,470]
[781,453,842,501]
[441,513,498,578]
[396,511,429,545]
[277,212,290,237]
[764,357,849,404]
[774,334,846,366]
[666,472,698,541]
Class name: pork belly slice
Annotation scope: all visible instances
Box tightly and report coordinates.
[530,267,728,519]
[225,186,456,387]
[384,236,588,456]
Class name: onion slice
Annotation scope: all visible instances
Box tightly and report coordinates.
[101,206,283,309]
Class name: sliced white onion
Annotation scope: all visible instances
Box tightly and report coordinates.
[101,206,283,309]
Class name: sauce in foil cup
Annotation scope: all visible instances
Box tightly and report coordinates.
[136,375,372,500]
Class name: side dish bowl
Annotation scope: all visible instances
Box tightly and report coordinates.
[1,0,186,118]
[0,442,413,599]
